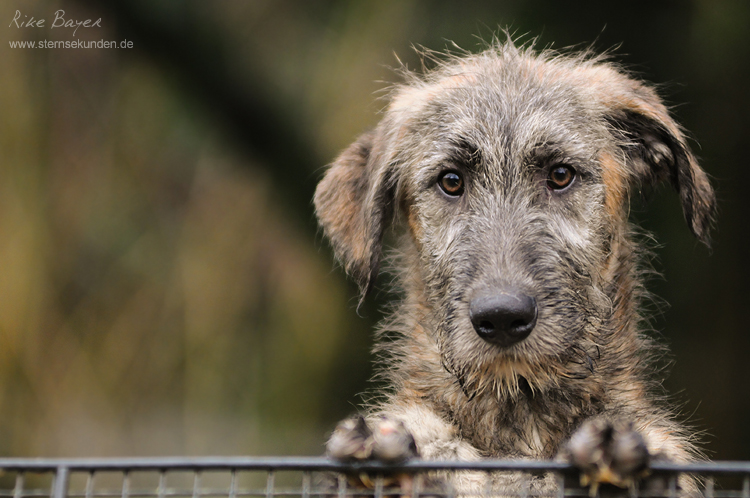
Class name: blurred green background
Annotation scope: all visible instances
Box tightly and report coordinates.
[1,0,748,460]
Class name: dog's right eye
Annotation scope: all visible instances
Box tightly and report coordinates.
[438,171,464,196]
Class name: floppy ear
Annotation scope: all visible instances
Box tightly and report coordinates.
[314,130,395,297]
[603,79,716,246]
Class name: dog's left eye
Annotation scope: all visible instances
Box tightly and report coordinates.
[547,165,576,191]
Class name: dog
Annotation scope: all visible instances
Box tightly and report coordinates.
[314,38,714,495]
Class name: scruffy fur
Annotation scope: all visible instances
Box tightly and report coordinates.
[315,39,714,494]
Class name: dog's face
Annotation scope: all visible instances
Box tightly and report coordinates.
[390,66,619,388]
[315,44,715,395]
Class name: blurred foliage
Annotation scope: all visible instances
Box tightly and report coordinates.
[0,0,748,460]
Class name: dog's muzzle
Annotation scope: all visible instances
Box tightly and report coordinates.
[469,290,538,347]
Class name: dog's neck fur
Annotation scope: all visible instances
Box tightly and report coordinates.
[375,230,656,459]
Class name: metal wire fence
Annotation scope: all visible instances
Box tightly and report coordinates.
[0,458,747,498]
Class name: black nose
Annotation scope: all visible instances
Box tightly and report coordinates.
[470,290,538,347]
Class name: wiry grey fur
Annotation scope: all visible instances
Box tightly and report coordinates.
[315,38,714,495]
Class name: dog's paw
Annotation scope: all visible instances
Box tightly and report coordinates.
[327,414,418,463]
[564,419,650,494]
[326,415,425,495]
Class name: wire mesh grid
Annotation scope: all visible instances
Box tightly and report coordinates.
[0,458,748,498]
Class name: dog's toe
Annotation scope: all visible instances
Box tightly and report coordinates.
[371,415,419,462]
[327,415,374,461]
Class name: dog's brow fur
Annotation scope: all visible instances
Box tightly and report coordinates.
[315,38,715,494]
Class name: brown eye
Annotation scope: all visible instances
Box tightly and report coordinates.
[438,171,464,196]
[547,165,576,190]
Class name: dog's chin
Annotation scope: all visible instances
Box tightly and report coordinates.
[441,322,573,399]
[452,349,561,401]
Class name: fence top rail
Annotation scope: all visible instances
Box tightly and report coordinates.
[0,457,747,475]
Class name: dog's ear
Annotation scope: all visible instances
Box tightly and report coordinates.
[603,78,716,246]
[314,130,395,297]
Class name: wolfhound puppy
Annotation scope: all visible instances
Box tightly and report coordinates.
[315,39,714,495]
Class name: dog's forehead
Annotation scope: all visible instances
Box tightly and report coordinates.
[388,55,608,159]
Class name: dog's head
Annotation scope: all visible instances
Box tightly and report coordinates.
[314,42,715,395]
